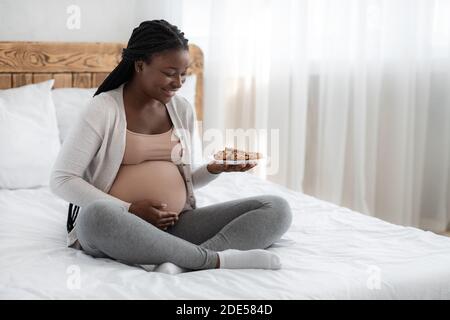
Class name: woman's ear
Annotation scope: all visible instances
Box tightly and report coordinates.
[134,61,143,73]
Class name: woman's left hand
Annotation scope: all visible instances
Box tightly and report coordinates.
[207,161,258,174]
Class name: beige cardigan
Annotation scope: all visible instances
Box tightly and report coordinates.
[49,83,221,248]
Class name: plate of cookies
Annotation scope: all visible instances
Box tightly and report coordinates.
[209,147,264,165]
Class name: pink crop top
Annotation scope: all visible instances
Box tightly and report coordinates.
[108,126,187,214]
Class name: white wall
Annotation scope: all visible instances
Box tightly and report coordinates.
[0,0,182,42]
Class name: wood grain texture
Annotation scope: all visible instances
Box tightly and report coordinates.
[0,41,204,120]
[188,44,204,121]
[92,72,109,87]
[73,73,91,88]
[53,73,72,88]
[0,42,123,73]
[12,73,32,87]
[0,74,11,89]
[33,73,52,83]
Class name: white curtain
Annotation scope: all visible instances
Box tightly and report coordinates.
[194,0,450,232]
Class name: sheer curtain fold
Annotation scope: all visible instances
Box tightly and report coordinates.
[197,0,450,232]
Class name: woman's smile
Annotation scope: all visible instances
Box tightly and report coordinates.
[162,88,178,97]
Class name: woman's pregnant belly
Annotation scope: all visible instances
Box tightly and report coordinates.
[108,161,187,213]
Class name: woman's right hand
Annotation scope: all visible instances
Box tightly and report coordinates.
[128,199,178,230]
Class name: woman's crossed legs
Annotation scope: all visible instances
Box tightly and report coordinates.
[76,195,292,271]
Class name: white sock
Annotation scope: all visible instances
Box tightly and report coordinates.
[217,249,282,270]
[153,262,188,275]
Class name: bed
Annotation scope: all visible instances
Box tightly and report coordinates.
[1,42,450,300]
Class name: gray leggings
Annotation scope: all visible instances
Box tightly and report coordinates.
[76,195,292,270]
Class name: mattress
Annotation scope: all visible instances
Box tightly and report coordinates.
[1,172,450,299]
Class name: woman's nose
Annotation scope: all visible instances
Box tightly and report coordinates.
[172,75,183,88]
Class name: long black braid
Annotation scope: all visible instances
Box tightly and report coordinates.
[67,20,189,233]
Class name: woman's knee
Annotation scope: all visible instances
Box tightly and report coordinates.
[77,199,122,239]
[261,195,293,232]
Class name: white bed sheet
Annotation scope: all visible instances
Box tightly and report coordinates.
[1,172,450,299]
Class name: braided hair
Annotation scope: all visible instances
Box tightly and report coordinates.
[94,19,189,97]
[67,20,189,233]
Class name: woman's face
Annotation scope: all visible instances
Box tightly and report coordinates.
[135,48,190,104]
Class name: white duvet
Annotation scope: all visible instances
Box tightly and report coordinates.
[1,172,450,299]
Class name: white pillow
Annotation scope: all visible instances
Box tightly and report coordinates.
[0,80,60,189]
[52,87,96,143]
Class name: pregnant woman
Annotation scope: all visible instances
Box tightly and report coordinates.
[50,20,292,274]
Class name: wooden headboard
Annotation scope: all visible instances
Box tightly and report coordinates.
[0,41,204,120]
